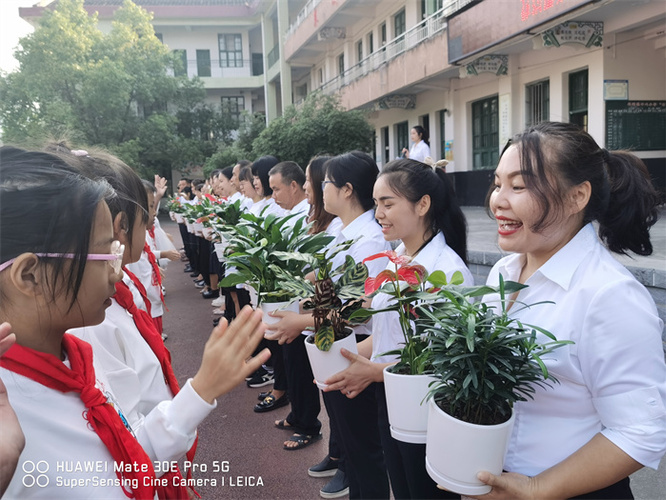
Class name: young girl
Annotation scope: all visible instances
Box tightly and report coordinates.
[250,156,285,217]
[324,159,473,499]
[475,122,666,499]
[0,146,269,498]
[402,126,431,163]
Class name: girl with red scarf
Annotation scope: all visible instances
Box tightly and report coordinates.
[0,146,270,499]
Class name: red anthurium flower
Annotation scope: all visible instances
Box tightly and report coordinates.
[363,250,410,266]
[196,216,210,223]
[364,269,396,295]
[396,264,427,287]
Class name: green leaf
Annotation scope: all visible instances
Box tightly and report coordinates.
[314,323,335,352]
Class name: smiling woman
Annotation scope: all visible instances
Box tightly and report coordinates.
[478,122,666,500]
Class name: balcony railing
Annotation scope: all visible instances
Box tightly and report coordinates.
[171,58,264,79]
[286,0,323,39]
[267,44,280,69]
[317,7,449,95]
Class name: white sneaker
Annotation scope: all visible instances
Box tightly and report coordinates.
[211,296,224,307]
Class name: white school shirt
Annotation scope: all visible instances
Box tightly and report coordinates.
[70,300,215,462]
[409,140,431,163]
[152,218,178,269]
[249,197,285,217]
[126,239,163,319]
[371,232,474,363]
[485,223,666,475]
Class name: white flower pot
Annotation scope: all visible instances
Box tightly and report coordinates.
[214,241,227,262]
[186,222,194,233]
[193,222,204,236]
[425,399,515,495]
[260,300,300,327]
[305,332,358,389]
[202,227,214,239]
[169,211,175,221]
[383,368,436,444]
[175,214,184,223]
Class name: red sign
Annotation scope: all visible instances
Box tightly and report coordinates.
[447,0,595,63]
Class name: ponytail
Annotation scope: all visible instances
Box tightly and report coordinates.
[598,151,660,255]
[381,159,468,264]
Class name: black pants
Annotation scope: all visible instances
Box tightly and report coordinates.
[283,334,321,436]
[322,386,346,473]
[270,340,287,391]
[198,237,211,286]
[376,383,457,500]
[572,477,633,499]
[323,384,389,499]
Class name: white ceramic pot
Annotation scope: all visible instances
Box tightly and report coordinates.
[425,399,515,495]
[383,368,436,444]
[260,300,300,327]
[202,226,214,239]
[175,214,184,224]
[169,211,175,221]
[186,222,194,233]
[305,332,358,389]
[193,222,204,236]
[213,241,227,262]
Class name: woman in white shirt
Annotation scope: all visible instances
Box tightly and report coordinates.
[477,121,666,499]
[402,125,431,163]
[325,159,473,499]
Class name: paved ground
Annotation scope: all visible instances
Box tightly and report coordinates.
[159,215,664,500]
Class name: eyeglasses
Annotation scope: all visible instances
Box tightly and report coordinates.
[0,240,125,274]
[321,180,335,191]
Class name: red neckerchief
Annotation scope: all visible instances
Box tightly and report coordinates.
[0,336,159,499]
[122,267,153,317]
[143,242,166,306]
[114,277,200,495]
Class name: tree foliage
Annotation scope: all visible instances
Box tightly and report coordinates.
[0,0,235,177]
[252,92,374,168]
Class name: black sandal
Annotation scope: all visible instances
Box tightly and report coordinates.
[283,433,322,451]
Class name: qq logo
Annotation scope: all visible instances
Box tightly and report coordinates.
[22,460,50,488]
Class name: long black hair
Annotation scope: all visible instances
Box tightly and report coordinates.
[251,155,279,196]
[381,159,467,264]
[489,121,660,255]
[324,151,378,212]
[0,146,114,309]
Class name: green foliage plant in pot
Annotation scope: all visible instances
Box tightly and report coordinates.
[421,276,572,495]
[349,250,466,443]
[207,199,244,257]
[219,211,334,323]
[275,242,368,389]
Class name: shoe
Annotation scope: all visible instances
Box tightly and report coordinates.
[212,307,225,315]
[211,296,225,307]
[247,371,274,388]
[308,456,339,478]
[320,469,349,499]
[283,432,322,451]
[213,317,221,327]
[189,272,199,278]
[258,390,272,401]
[253,393,289,413]
[202,289,220,299]
[184,265,193,273]
[161,333,168,341]
[194,280,205,289]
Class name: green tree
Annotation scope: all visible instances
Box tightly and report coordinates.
[0,0,235,178]
[252,92,374,168]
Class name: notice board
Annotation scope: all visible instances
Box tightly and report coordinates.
[606,101,666,151]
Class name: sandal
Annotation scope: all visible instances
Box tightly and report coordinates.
[283,433,322,451]
[274,419,306,434]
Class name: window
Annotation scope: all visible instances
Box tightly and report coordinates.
[525,79,549,127]
[396,121,409,156]
[357,40,363,63]
[381,23,387,46]
[173,50,187,77]
[196,50,211,77]
[338,53,345,75]
[318,67,324,86]
[394,9,406,38]
[219,34,243,68]
[368,32,374,54]
[381,126,390,164]
[569,69,588,131]
[221,96,245,125]
[472,95,499,170]
[251,53,263,76]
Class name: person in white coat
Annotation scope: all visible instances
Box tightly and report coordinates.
[401,125,431,163]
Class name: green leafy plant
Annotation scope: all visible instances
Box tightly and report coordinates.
[275,243,368,351]
[219,211,334,304]
[349,251,465,375]
[422,275,573,425]
[207,199,244,241]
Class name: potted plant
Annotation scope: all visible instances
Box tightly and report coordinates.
[205,199,244,258]
[220,211,334,324]
[275,243,368,388]
[349,250,465,443]
[420,276,572,495]
[166,196,186,223]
